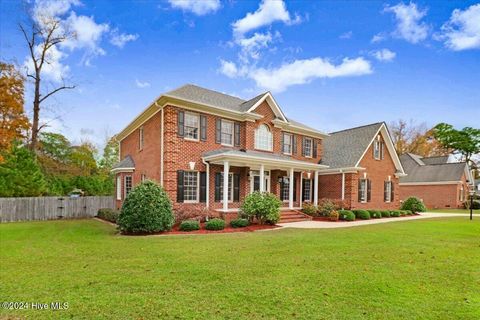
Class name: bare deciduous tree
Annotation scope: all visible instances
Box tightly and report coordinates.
[19,10,75,151]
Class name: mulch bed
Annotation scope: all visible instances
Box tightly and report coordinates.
[311,213,421,222]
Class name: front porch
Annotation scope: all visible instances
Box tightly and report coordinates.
[202,149,328,212]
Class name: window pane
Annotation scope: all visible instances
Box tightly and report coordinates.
[219,173,233,201]
[303,179,311,201]
[282,177,290,201]
[374,141,380,159]
[184,171,198,201]
[304,138,312,157]
[360,179,367,202]
[125,176,132,196]
[283,134,292,154]
[185,113,199,140]
[255,125,272,151]
[221,121,233,145]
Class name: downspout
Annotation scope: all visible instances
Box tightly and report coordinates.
[341,170,345,209]
[157,102,164,187]
[201,158,210,209]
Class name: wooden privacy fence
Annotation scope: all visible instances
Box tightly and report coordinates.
[0,196,115,223]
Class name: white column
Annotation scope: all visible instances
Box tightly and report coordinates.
[314,170,319,206]
[259,164,265,193]
[299,172,304,208]
[223,160,229,212]
[289,168,294,209]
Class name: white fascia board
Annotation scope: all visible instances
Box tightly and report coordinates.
[110,167,135,174]
[399,181,461,186]
[246,92,288,122]
[272,119,329,139]
[317,167,364,175]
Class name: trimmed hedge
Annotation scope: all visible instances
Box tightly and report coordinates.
[240,192,281,224]
[97,208,120,223]
[390,210,401,217]
[205,218,225,231]
[338,210,355,221]
[401,196,427,213]
[368,210,382,219]
[381,210,391,218]
[353,210,370,220]
[179,220,200,231]
[230,218,249,228]
[399,210,407,216]
[404,210,414,215]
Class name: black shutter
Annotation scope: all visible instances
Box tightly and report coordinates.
[384,181,387,202]
[177,111,184,137]
[367,179,372,202]
[293,176,297,202]
[302,179,306,202]
[200,172,207,202]
[215,119,221,144]
[234,122,241,146]
[358,179,362,202]
[280,179,284,201]
[281,133,285,153]
[233,174,240,202]
[177,170,184,202]
[313,139,317,158]
[292,136,297,154]
[301,137,305,157]
[200,115,207,141]
[391,182,394,201]
[214,172,221,202]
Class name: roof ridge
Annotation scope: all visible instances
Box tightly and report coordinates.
[167,83,246,102]
[329,122,384,135]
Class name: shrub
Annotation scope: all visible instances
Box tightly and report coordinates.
[381,210,391,218]
[230,218,249,228]
[179,220,200,231]
[401,196,427,213]
[353,210,370,220]
[368,210,382,219]
[97,208,120,223]
[404,210,413,215]
[399,210,407,216]
[329,210,339,221]
[302,203,318,216]
[338,210,355,221]
[390,210,401,217]
[240,192,281,224]
[117,181,174,234]
[464,200,480,210]
[205,218,225,230]
[174,207,211,223]
[317,199,338,217]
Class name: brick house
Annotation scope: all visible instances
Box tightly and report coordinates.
[399,154,474,209]
[112,84,405,216]
[318,123,406,210]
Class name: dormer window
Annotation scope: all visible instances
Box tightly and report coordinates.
[255,124,273,151]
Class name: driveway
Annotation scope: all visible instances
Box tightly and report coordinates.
[277,212,473,229]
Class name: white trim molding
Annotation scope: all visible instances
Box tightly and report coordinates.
[110,167,135,174]
[399,181,462,186]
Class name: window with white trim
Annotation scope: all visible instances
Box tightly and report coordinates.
[184,112,200,140]
[374,140,382,160]
[116,176,122,200]
[359,179,367,203]
[283,133,293,155]
[303,179,311,202]
[385,181,392,202]
[303,137,313,157]
[139,126,144,150]
[219,172,234,202]
[460,184,464,202]
[255,124,273,151]
[141,174,147,182]
[124,176,132,198]
[220,120,234,146]
[183,171,199,202]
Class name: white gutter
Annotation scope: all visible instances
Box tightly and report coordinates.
[158,103,164,187]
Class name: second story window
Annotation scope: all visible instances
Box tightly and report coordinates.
[373,137,384,160]
[139,126,144,150]
[283,133,293,155]
[303,137,313,157]
[184,112,200,140]
[221,120,234,146]
[255,124,273,151]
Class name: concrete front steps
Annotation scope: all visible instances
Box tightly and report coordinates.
[279,210,312,223]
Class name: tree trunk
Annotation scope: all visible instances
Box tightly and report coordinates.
[30,77,41,151]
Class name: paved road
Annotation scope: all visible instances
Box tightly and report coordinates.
[277,212,474,229]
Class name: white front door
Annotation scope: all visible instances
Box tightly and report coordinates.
[250,170,270,193]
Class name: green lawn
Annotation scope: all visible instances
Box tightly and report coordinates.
[429,208,479,214]
[1,218,479,319]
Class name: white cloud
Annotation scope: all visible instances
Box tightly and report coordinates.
[371,49,396,62]
[232,0,301,38]
[384,2,429,43]
[219,60,239,78]
[168,0,220,16]
[438,4,480,51]
[110,29,139,48]
[246,57,372,92]
[32,0,80,24]
[237,31,280,62]
[371,32,386,43]
[339,31,353,39]
[24,44,70,82]
[135,79,151,88]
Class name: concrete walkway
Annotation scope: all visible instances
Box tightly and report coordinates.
[277,212,473,229]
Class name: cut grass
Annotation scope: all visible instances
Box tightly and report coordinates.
[1,218,479,319]
[429,208,479,214]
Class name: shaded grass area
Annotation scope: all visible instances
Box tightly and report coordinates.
[1,218,479,319]
[429,208,479,214]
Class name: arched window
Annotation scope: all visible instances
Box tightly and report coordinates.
[255,124,273,151]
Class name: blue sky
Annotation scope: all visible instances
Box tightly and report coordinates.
[1,0,479,147]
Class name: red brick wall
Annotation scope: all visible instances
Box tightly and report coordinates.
[399,174,469,209]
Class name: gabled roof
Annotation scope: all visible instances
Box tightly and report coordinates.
[421,155,450,165]
[111,155,135,173]
[321,122,383,169]
[399,153,469,183]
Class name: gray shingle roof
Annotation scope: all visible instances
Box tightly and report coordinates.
[399,153,467,183]
[238,92,267,112]
[112,155,135,169]
[421,155,449,165]
[320,122,383,169]
[203,148,323,165]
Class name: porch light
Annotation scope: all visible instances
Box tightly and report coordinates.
[189,162,196,170]
[307,172,311,179]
